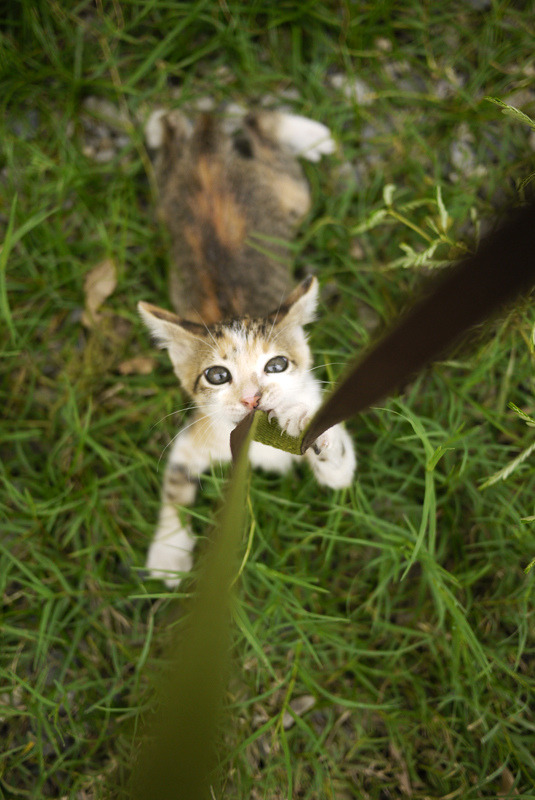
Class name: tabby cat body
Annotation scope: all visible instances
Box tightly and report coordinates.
[139,109,356,586]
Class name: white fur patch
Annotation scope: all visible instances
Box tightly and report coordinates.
[249,440,295,473]
[144,109,167,149]
[146,506,196,588]
[275,113,336,162]
[306,424,356,489]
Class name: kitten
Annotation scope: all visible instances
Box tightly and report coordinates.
[139,108,356,587]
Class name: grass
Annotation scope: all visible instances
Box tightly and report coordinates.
[1,1,535,797]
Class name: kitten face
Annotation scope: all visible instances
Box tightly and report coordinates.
[190,319,312,426]
[138,277,318,428]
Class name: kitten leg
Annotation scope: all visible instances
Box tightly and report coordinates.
[260,386,356,489]
[144,109,193,197]
[146,503,195,588]
[272,112,336,162]
[146,427,210,588]
[304,424,356,489]
[144,108,193,150]
[247,110,335,163]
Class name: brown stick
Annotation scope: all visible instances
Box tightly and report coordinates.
[301,200,535,453]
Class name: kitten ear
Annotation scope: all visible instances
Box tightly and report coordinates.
[137,301,202,363]
[272,276,319,328]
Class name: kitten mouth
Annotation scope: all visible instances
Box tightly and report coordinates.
[234,400,269,424]
[233,408,252,424]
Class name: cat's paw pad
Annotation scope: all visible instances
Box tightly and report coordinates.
[145,527,195,588]
[276,114,336,162]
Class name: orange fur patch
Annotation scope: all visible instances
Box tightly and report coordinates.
[183,225,222,324]
[184,156,248,324]
[195,157,247,250]
[271,173,310,217]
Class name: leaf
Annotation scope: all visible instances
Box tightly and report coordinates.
[383,183,396,207]
[499,765,519,795]
[118,356,155,375]
[82,258,117,327]
[350,207,389,235]
[485,96,535,131]
[508,402,535,426]
[130,414,259,800]
[435,185,450,233]
[397,241,440,268]
[282,695,316,730]
[480,440,535,489]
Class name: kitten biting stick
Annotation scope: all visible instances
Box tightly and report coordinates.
[138,109,355,588]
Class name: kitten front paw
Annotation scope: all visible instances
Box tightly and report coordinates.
[146,523,196,588]
[307,425,356,489]
[265,398,312,439]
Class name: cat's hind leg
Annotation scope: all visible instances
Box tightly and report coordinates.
[144,109,193,195]
[274,113,336,162]
[144,108,193,150]
[250,111,335,163]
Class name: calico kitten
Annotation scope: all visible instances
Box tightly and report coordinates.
[139,108,356,587]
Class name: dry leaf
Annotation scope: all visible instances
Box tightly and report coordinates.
[282,695,315,730]
[118,356,155,375]
[82,259,117,327]
[499,766,519,795]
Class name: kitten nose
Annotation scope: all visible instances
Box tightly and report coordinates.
[241,393,261,410]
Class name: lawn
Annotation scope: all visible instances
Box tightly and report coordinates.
[1,1,535,798]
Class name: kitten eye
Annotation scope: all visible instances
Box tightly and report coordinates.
[204,366,232,385]
[264,356,288,374]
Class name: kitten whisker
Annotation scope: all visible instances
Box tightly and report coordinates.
[191,309,221,353]
[267,314,312,346]
[151,403,198,429]
[157,411,214,469]
[267,288,289,340]
[309,362,347,370]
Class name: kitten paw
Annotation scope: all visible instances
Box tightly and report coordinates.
[275,113,336,162]
[308,425,356,489]
[146,524,196,588]
[267,399,312,439]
